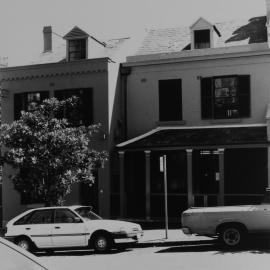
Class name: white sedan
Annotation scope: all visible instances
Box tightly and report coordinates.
[5,206,143,253]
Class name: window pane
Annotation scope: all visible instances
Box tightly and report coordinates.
[55,209,79,223]
[14,91,49,120]
[14,212,33,225]
[54,88,92,126]
[213,77,239,119]
[27,210,53,224]
[194,29,210,49]
[68,39,86,60]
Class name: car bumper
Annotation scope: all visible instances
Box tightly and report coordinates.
[182,227,192,235]
[112,230,144,243]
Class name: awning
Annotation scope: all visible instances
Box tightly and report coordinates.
[117,124,268,150]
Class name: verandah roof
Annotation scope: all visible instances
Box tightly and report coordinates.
[117,124,268,150]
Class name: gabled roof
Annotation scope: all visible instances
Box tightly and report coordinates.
[135,16,267,56]
[63,26,89,40]
[29,35,137,65]
[190,17,213,29]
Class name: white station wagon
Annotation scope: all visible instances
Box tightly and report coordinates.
[5,206,143,253]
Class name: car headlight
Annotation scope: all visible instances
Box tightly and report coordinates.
[119,227,127,234]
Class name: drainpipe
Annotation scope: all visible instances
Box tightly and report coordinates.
[120,64,131,140]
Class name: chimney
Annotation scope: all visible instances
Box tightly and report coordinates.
[266,0,270,46]
[43,26,52,52]
[267,0,270,23]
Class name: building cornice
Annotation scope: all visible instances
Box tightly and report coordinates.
[124,43,270,67]
[0,58,110,82]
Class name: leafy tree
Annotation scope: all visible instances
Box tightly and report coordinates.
[0,97,107,206]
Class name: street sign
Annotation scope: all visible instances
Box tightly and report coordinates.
[159,156,164,172]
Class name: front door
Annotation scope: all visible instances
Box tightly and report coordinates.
[51,209,87,248]
[193,149,219,206]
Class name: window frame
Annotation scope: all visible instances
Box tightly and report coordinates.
[201,75,251,120]
[194,29,211,49]
[68,38,87,61]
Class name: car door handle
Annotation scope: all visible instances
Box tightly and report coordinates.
[54,226,61,229]
[25,227,31,230]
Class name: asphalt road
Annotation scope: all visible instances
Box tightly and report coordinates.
[38,238,270,270]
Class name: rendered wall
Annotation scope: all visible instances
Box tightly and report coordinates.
[0,58,111,224]
[126,54,270,138]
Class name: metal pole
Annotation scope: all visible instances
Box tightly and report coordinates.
[163,155,169,239]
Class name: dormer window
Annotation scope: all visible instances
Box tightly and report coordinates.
[190,17,217,50]
[68,39,86,61]
[194,29,210,49]
[63,26,89,62]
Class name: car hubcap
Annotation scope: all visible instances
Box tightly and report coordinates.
[96,237,107,250]
[18,241,29,250]
[223,228,240,246]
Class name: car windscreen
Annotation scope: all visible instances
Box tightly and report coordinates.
[74,207,102,220]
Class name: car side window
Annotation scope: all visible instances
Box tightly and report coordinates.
[14,212,34,225]
[54,209,82,223]
[26,210,53,224]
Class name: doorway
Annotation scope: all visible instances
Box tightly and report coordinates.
[193,149,219,206]
[80,172,99,213]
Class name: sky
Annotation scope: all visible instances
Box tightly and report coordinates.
[0,0,267,66]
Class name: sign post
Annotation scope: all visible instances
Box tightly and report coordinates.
[160,155,168,239]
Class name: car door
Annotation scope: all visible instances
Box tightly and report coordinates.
[248,204,270,232]
[51,209,87,247]
[20,209,54,248]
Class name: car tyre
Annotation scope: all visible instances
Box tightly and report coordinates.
[92,233,112,253]
[219,225,245,248]
[15,237,33,252]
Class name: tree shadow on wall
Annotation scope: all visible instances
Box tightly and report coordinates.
[226,16,267,44]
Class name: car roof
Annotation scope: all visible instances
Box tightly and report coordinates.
[7,205,93,224]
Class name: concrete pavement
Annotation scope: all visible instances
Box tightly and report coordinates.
[138,229,213,246]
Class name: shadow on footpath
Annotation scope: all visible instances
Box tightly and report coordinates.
[36,247,132,257]
[36,238,270,256]
[156,238,270,254]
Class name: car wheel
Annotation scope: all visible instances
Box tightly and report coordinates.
[15,237,33,252]
[219,225,245,248]
[92,234,112,253]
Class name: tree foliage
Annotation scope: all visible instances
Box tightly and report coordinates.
[0,97,108,206]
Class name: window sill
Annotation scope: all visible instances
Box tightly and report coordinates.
[209,118,242,124]
[156,120,186,126]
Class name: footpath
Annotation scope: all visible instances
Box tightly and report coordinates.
[137,229,213,247]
